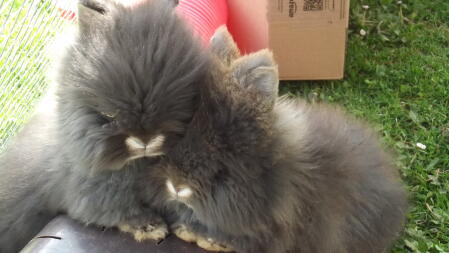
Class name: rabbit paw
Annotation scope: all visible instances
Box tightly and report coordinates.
[119,216,168,242]
[173,224,233,252]
[173,224,198,243]
[196,237,234,252]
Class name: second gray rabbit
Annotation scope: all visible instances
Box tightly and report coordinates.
[147,27,408,253]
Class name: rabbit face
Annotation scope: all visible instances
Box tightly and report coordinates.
[164,140,233,208]
[162,28,280,226]
[55,0,208,173]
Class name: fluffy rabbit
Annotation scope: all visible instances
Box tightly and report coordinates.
[154,27,408,253]
[0,0,208,251]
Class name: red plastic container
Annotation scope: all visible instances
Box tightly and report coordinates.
[226,0,268,54]
[176,0,228,46]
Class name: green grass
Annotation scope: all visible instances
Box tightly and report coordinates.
[0,0,448,252]
[0,0,68,148]
[280,0,449,251]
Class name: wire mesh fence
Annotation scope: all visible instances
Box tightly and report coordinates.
[0,0,73,150]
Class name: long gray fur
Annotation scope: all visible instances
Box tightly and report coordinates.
[151,28,408,253]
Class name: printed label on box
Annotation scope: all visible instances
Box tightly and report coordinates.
[269,0,347,27]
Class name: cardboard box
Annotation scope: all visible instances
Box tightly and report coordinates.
[227,0,350,80]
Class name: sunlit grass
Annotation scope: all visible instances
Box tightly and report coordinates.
[281,0,449,251]
[0,0,69,148]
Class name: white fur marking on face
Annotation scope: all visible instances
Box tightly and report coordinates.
[145,134,165,156]
[166,180,192,199]
[177,187,193,198]
[166,180,177,195]
[126,136,145,149]
[126,135,165,160]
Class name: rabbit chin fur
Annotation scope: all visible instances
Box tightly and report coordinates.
[0,0,208,252]
[151,27,408,253]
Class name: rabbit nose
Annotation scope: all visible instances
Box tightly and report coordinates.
[166,180,192,198]
[125,136,146,149]
[125,135,165,156]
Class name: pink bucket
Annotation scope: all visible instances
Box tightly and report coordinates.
[176,0,228,46]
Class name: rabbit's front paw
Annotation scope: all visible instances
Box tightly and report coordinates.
[119,216,168,242]
[173,224,198,242]
[196,237,234,252]
[172,224,233,252]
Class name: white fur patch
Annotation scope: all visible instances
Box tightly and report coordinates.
[166,180,192,199]
[166,180,177,195]
[145,135,165,156]
[178,188,193,198]
[126,136,146,149]
[126,134,165,160]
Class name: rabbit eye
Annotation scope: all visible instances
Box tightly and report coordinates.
[100,110,118,119]
[101,112,114,118]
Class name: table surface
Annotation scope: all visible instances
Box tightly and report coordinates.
[20,216,209,253]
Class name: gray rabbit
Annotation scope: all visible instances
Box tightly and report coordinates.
[0,0,208,252]
[150,27,408,253]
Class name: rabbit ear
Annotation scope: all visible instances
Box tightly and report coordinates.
[77,0,109,33]
[231,49,279,101]
[210,26,240,65]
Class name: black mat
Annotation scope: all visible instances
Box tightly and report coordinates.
[21,216,208,253]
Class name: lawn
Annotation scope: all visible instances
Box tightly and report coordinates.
[0,0,68,148]
[280,0,448,251]
[1,0,448,252]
